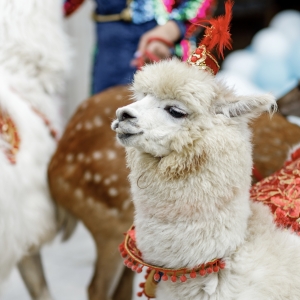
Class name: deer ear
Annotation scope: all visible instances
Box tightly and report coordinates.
[214,93,277,119]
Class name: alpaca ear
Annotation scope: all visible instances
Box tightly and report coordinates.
[214,93,277,119]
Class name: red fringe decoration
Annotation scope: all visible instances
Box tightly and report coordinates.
[119,226,226,298]
[64,0,85,17]
[0,110,20,164]
[250,146,300,235]
[199,0,234,59]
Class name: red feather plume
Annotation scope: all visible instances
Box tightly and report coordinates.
[200,0,234,59]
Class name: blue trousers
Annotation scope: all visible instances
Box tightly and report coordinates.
[92,19,157,94]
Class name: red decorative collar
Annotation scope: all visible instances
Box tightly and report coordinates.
[250,147,300,233]
[119,226,225,299]
[120,149,300,298]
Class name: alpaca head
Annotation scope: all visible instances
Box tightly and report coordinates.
[111,58,276,180]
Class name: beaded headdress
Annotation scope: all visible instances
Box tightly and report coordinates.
[187,0,234,75]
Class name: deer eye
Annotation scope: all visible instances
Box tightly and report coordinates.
[165,106,187,119]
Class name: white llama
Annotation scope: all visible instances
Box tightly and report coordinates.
[112,58,300,300]
[0,1,71,299]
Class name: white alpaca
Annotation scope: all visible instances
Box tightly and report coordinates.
[112,58,300,300]
[0,1,70,299]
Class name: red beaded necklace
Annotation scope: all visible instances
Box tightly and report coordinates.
[119,226,225,299]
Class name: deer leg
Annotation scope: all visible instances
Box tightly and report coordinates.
[113,267,134,300]
[18,252,53,300]
[88,237,133,300]
[55,205,78,241]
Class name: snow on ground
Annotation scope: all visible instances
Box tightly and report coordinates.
[2,222,96,300]
[1,221,144,300]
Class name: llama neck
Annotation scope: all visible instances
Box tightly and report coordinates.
[127,149,252,269]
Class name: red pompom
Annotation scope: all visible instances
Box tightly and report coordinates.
[190,271,197,278]
[213,265,219,272]
[154,273,161,281]
[219,261,226,269]
[132,264,138,271]
[171,275,177,282]
[137,291,143,297]
[136,267,143,273]
[199,269,206,276]
[127,261,133,268]
[180,275,187,282]
[162,273,169,281]
[206,267,213,274]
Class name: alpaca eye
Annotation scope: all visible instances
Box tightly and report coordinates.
[165,106,187,119]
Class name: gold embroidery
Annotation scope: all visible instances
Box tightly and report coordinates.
[0,109,20,164]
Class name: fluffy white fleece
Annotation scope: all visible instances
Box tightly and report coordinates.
[0,0,69,285]
[112,58,300,300]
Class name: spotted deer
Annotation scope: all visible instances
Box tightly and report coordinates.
[250,111,300,182]
[48,85,134,300]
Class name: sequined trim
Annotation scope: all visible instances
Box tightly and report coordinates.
[251,147,300,234]
[0,109,20,164]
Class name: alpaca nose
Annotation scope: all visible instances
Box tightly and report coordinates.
[116,107,137,121]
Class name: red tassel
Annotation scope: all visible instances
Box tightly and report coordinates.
[199,0,234,59]
[180,275,187,282]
